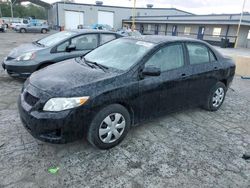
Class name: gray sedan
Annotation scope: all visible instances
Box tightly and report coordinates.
[15,24,50,34]
[2,30,122,78]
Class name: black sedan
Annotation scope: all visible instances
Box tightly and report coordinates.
[18,36,235,149]
[2,29,122,78]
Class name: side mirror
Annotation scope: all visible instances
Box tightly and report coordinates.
[142,66,161,77]
[66,44,76,52]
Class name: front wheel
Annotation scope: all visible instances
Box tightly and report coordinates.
[20,28,26,33]
[87,104,130,149]
[203,82,226,111]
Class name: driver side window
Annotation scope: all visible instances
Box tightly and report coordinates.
[145,43,184,72]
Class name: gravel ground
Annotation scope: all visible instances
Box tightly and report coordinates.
[0,31,250,188]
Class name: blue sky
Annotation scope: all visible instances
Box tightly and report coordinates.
[42,0,250,14]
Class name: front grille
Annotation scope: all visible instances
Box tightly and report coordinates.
[24,92,39,106]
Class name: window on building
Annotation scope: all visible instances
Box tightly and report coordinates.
[248,30,250,39]
[213,27,222,37]
[148,24,151,31]
[184,27,191,35]
[160,24,165,31]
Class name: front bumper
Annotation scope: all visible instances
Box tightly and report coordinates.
[2,58,38,78]
[18,84,92,143]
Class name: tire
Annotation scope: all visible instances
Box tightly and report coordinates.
[203,82,226,111]
[41,29,47,34]
[87,104,131,149]
[20,28,26,33]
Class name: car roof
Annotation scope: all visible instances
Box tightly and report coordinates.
[69,29,118,35]
[123,35,205,45]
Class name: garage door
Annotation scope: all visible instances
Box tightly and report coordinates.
[98,11,114,28]
[65,11,84,30]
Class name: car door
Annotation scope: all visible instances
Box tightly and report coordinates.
[138,42,189,121]
[27,23,37,32]
[184,42,223,106]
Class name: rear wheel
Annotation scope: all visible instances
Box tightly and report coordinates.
[87,104,130,149]
[41,28,47,34]
[203,82,226,111]
[20,28,26,33]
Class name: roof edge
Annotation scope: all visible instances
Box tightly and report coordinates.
[53,2,193,15]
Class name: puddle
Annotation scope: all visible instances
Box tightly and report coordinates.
[231,56,250,77]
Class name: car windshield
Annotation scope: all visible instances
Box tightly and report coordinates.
[84,38,155,71]
[37,31,75,47]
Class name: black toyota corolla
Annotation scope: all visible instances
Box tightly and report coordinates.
[18,36,235,149]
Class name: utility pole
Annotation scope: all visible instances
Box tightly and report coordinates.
[0,5,2,18]
[9,0,17,19]
[131,0,136,31]
[235,0,247,48]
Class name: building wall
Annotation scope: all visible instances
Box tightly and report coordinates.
[237,26,250,48]
[131,21,250,48]
[48,3,57,28]
[50,2,191,29]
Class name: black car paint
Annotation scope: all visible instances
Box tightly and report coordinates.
[18,36,236,143]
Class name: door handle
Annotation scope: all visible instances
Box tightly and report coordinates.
[214,66,218,70]
[181,73,187,77]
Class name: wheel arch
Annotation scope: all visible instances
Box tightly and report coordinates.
[116,101,135,126]
[219,79,228,88]
[92,101,135,126]
[36,61,55,70]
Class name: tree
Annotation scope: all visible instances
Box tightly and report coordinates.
[0,1,47,19]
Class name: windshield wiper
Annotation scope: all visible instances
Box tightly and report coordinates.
[84,58,109,72]
[79,57,95,69]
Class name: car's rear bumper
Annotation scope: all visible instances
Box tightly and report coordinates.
[18,89,93,143]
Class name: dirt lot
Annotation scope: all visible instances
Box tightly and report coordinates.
[0,31,250,188]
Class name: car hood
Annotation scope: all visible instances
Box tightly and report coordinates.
[8,42,44,58]
[29,59,120,96]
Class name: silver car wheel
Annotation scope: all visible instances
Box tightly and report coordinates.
[99,113,126,144]
[212,87,225,108]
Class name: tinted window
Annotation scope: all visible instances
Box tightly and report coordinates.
[57,41,70,52]
[100,34,116,45]
[145,44,184,72]
[71,34,98,50]
[187,43,209,65]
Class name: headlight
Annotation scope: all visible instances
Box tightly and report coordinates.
[16,52,35,61]
[43,97,89,112]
